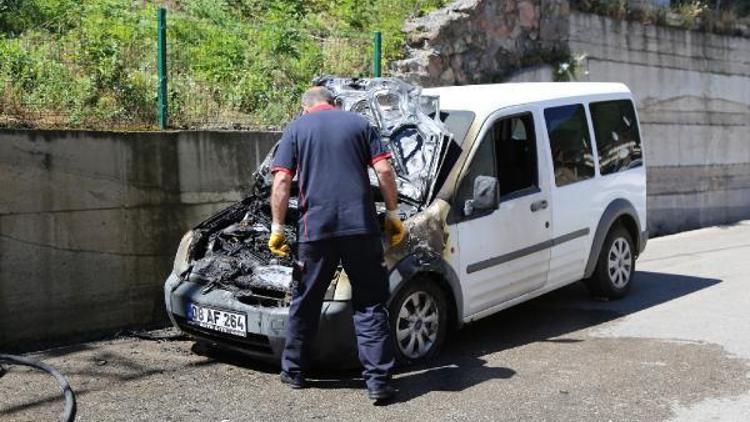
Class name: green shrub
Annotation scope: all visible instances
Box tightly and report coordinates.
[0,0,446,129]
[675,0,709,28]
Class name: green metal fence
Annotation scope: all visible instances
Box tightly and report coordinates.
[0,8,383,131]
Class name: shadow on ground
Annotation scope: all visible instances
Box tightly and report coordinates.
[200,270,721,403]
[445,271,721,354]
[0,270,721,415]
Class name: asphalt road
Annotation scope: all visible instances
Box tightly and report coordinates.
[2,222,750,421]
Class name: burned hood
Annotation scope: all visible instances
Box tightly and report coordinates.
[255,77,454,205]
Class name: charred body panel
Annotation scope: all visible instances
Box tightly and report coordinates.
[164,77,459,365]
[314,76,452,204]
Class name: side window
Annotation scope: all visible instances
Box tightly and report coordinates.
[495,114,537,198]
[456,113,539,216]
[544,104,595,187]
[589,99,643,175]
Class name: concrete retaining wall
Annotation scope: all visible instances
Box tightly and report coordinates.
[396,2,750,235]
[505,15,750,234]
[565,12,750,235]
[0,130,279,350]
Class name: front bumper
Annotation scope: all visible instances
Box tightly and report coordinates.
[164,273,359,367]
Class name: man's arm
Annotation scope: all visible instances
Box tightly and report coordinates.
[271,171,293,228]
[373,159,398,211]
[367,124,398,211]
[373,159,406,246]
[268,170,293,257]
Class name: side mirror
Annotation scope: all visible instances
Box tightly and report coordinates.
[464,175,498,216]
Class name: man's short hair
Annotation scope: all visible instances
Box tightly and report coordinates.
[302,86,334,107]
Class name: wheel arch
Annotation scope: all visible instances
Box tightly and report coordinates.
[584,198,643,279]
[387,251,464,330]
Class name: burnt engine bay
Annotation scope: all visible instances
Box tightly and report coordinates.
[182,77,453,307]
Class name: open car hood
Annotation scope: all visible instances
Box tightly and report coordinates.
[255,77,454,205]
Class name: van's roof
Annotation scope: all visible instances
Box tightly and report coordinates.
[423,82,631,116]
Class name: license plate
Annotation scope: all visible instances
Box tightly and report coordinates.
[187,304,247,337]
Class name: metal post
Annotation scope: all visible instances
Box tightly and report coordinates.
[157,7,168,129]
[373,31,382,78]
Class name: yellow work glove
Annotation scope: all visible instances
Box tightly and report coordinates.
[268,224,290,257]
[384,210,406,246]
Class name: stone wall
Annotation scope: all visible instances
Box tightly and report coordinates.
[394,0,570,85]
[395,2,750,235]
[0,130,278,350]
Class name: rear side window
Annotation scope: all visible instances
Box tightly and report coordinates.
[590,99,643,175]
[544,104,595,187]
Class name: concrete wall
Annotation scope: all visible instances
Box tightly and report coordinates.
[0,130,279,350]
[396,2,750,235]
[565,12,750,234]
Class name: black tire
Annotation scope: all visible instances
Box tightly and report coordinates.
[584,224,635,299]
[388,277,449,365]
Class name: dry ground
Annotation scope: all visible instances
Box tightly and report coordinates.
[2,222,750,421]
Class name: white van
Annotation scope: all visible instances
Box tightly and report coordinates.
[165,79,647,365]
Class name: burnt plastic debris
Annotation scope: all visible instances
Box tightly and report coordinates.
[187,200,297,304]
[185,77,450,305]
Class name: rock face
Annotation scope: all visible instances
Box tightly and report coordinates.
[392,0,571,86]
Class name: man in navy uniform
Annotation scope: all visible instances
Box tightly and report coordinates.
[268,86,405,401]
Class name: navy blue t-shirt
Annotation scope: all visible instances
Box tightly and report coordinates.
[271,106,392,242]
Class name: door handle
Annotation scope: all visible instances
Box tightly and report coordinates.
[530,200,548,212]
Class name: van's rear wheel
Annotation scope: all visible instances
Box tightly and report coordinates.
[389,278,448,365]
[584,225,635,299]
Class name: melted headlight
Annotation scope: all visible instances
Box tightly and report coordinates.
[173,230,195,277]
[333,271,352,301]
[323,270,352,301]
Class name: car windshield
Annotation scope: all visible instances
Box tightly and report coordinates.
[427,109,474,200]
[438,109,475,146]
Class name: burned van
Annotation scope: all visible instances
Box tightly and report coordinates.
[164,78,648,365]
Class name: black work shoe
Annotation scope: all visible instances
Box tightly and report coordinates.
[279,371,305,389]
[368,385,397,401]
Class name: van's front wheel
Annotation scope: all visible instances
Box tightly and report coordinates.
[389,278,448,365]
[584,224,635,299]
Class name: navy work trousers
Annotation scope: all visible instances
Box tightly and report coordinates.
[281,234,395,390]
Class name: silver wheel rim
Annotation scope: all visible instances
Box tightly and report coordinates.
[608,237,632,288]
[395,291,439,360]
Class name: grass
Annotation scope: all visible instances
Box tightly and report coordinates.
[572,0,750,34]
[0,0,445,130]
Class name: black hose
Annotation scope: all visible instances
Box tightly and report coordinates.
[126,328,187,342]
[0,353,76,422]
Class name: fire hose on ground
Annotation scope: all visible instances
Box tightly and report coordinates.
[0,353,77,422]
